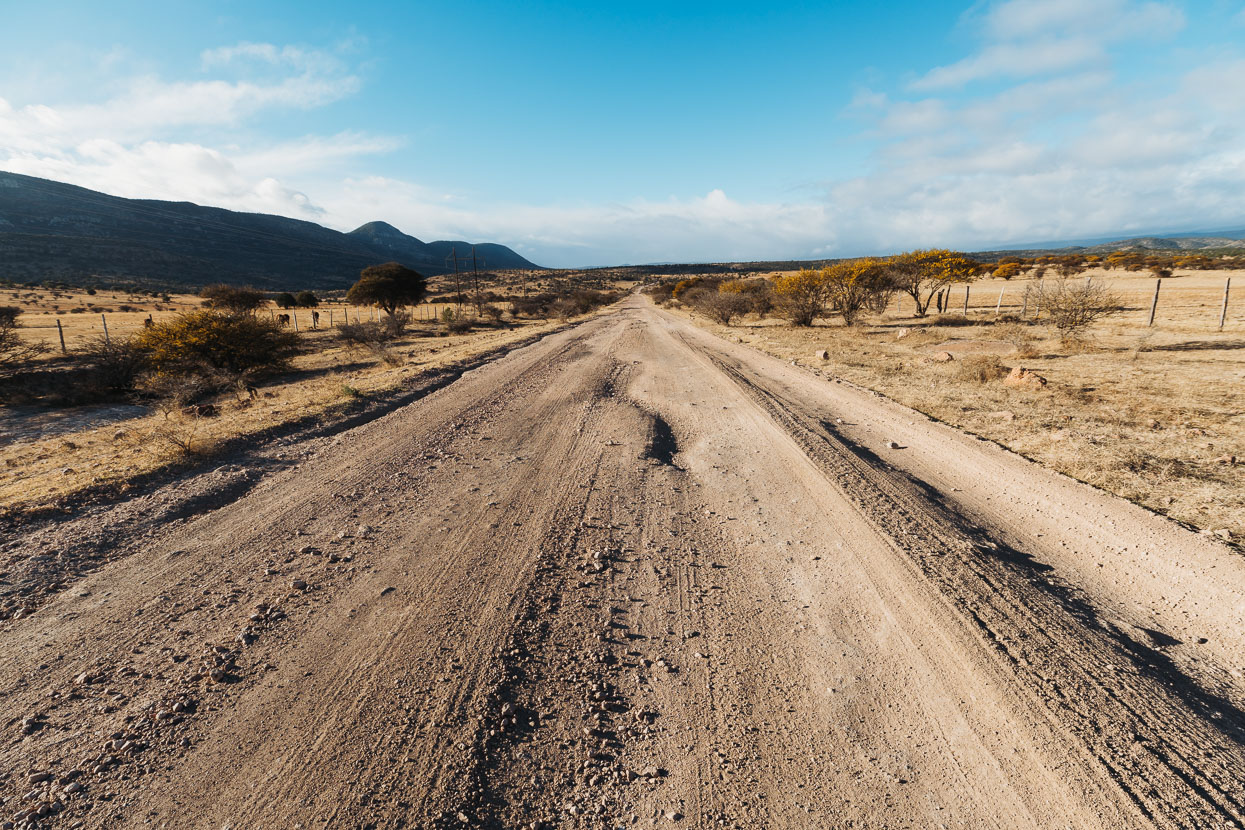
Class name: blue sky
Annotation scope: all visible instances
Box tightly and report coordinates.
[2,1,1244,266]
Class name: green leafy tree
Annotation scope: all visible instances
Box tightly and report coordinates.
[295,290,320,308]
[273,292,297,309]
[346,263,428,316]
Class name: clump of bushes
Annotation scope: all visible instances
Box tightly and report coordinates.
[691,288,750,325]
[0,306,47,379]
[133,309,300,398]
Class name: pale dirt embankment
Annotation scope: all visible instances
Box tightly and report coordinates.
[2,295,1243,829]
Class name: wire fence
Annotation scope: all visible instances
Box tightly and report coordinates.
[16,300,484,352]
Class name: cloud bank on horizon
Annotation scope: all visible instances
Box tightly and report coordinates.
[1,0,1243,267]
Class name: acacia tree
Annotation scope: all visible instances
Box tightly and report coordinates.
[772,268,831,326]
[887,249,979,317]
[992,262,1022,280]
[823,258,889,325]
[199,284,268,313]
[346,262,428,316]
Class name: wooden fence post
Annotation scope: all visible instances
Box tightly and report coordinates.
[293,311,298,332]
[995,286,1005,318]
[329,310,334,328]
[101,313,110,345]
[1148,278,1161,327]
[962,285,970,316]
[56,319,66,354]
[1221,278,1231,331]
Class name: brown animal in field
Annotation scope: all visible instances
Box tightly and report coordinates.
[143,316,153,328]
[311,311,320,328]
[277,313,290,326]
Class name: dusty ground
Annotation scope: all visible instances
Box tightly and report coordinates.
[681,268,1244,540]
[1,295,1243,828]
[1,295,574,513]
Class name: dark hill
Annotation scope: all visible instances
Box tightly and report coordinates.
[0,172,540,290]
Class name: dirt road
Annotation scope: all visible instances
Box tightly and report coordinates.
[4,295,1245,829]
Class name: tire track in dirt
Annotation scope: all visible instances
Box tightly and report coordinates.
[680,328,1245,828]
[2,297,1241,829]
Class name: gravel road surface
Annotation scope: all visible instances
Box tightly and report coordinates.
[3,296,1243,829]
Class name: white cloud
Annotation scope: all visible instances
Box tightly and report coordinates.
[983,0,1182,39]
[0,41,379,225]
[319,179,832,265]
[1,16,1243,268]
[915,0,1183,90]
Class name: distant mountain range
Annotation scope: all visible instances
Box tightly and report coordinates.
[0,172,540,290]
[976,229,1245,259]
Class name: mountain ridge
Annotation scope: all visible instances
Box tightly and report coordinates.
[0,172,540,290]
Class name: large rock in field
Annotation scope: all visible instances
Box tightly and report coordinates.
[1003,367,1048,391]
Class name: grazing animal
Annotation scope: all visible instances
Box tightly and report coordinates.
[277,313,291,326]
[311,311,320,328]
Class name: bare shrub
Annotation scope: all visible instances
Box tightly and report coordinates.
[720,278,773,317]
[995,322,1041,358]
[336,320,402,363]
[337,321,390,349]
[0,306,48,378]
[954,354,1009,384]
[693,290,751,325]
[382,310,411,338]
[510,296,550,317]
[80,335,147,395]
[644,283,676,304]
[1030,277,1122,336]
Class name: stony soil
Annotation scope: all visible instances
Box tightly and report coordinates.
[2,296,1243,829]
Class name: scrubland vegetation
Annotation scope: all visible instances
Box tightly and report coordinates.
[0,268,621,514]
[651,254,1242,541]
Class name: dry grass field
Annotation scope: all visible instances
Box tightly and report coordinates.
[1,288,579,513]
[677,268,1244,540]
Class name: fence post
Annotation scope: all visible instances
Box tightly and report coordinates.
[1148,278,1161,327]
[56,319,67,354]
[962,285,970,316]
[1221,278,1231,331]
[293,311,298,332]
[101,313,110,345]
[329,310,334,328]
[994,286,1005,318]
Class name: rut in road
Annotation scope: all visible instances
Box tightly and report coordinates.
[2,296,1243,829]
